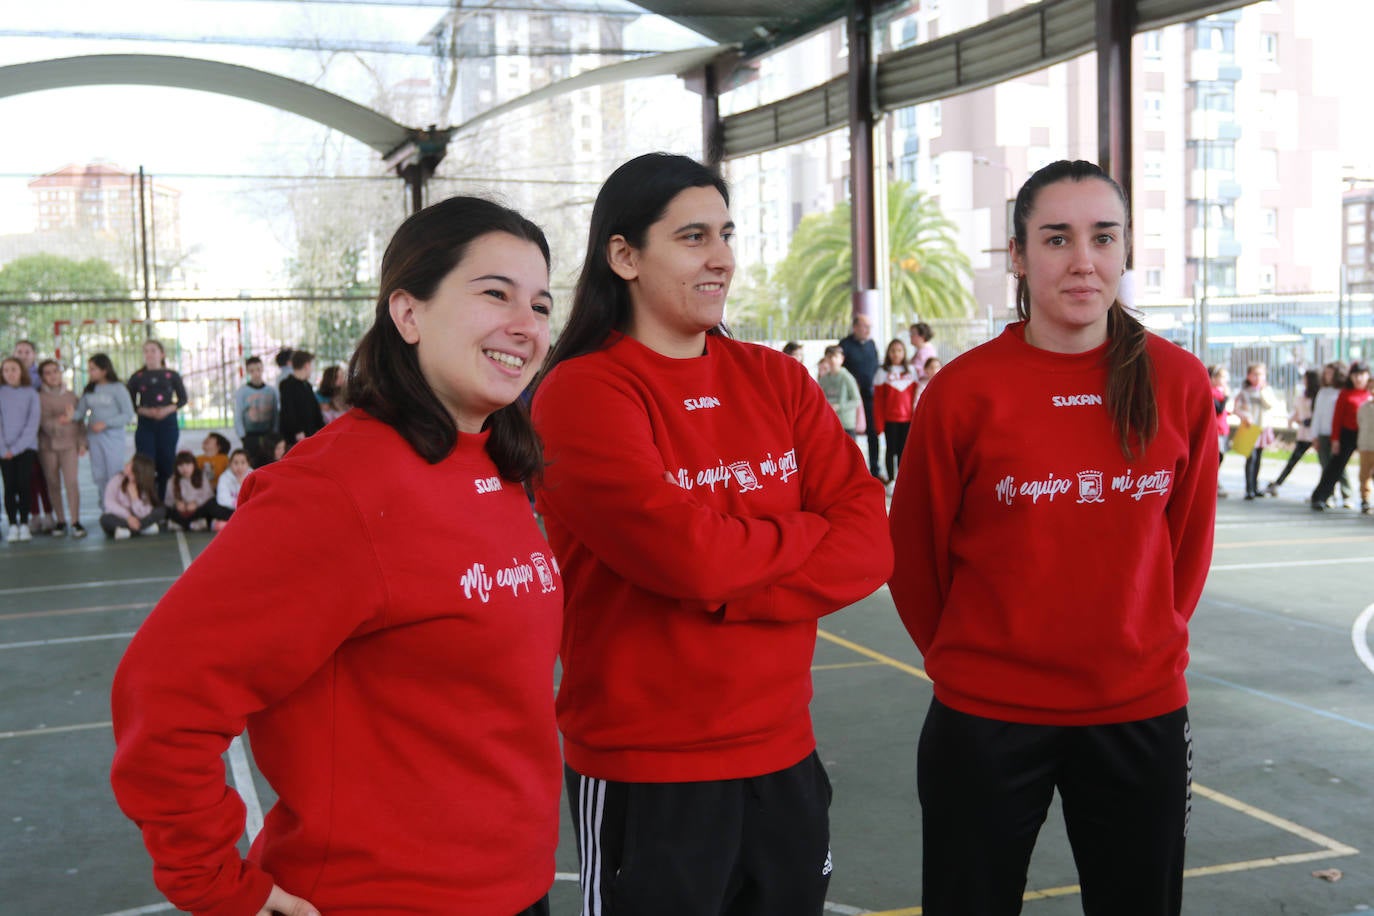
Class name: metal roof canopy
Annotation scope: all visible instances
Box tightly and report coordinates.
[721,0,1255,160]
[625,1,866,59]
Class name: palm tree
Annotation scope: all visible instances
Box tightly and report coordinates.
[779,182,975,324]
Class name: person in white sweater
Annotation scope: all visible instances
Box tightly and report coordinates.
[208,448,252,531]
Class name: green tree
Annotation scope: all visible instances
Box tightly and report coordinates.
[0,254,133,352]
[0,253,128,299]
[779,182,975,324]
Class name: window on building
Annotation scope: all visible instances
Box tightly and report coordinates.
[1347,223,1365,245]
[1194,21,1234,54]
[1141,30,1163,61]
[1261,32,1278,63]
[1145,268,1163,290]
[901,154,919,184]
[929,100,942,132]
[1196,84,1234,112]
[1263,208,1279,237]
[897,105,916,129]
[1143,92,1164,123]
[930,159,941,185]
[1258,266,1276,292]
[1207,259,1237,295]
[1197,140,1235,172]
[1144,152,1165,181]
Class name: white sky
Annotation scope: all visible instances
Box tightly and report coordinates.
[0,0,1370,286]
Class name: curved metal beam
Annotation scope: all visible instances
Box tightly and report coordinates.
[0,54,412,156]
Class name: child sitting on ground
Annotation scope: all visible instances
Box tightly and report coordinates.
[100,454,165,539]
[164,451,217,531]
[197,433,231,486]
[208,448,252,532]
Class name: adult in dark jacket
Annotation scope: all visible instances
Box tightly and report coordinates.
[278,349,325,450]
[839,314,881,478]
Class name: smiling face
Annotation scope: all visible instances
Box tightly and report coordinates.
[389,231,552,434]
[1011,177,1127,353]
[612,185,734,359]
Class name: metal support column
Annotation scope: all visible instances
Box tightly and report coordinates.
[848,0,878,321]
[702,63,724,170]
[1096,0,1136,261]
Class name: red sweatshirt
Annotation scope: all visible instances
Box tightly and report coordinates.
[1332,387,1371,439]
[533,332,892,783]
[888,323,1217,725]
[110,411,562,916]
[872,365,919,434]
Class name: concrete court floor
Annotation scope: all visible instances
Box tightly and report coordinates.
[1,454,1371,916]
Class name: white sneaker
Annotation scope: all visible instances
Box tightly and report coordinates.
[141,523,160,536]
[113,528,132,540]
[17,526,31,542]
[5,527,18,543]
[189,519,208,532]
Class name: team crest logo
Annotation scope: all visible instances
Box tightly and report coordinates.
[1076,470,1105,504]
[530,552,557,594]
[727,460,763,492]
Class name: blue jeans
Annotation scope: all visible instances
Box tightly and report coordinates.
[135,413,180,497]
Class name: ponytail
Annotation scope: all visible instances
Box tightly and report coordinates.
[1104,302,1157,462]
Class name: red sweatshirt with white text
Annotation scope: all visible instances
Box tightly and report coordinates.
[888,324,1216,724]
[111,411,563,916]
[533,332,892,782]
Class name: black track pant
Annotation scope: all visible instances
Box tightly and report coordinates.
[918,698,1191,916]
[567,751,832,916]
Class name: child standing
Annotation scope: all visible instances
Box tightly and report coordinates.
[1358,378,1374,515]
[37,360,87,538]
[100,454,166,539]
[13,340,55,532]
[1,356,41,542]
[164,451,217,531]
[1232,362,1279,500]
[818,344,862,434]
[76,353,135,513]
[233,355,278,465]
[197,433,231,486]
[208,448,252,531]
[873,338,919,484]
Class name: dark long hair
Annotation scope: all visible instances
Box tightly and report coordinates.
[172,450,205,500]
[1012,159,1155,461]
[538,153,730,378]
[347,196,550,480]
[1302,369,1321,402]
[84,353,120,394]
[129,453,160,506]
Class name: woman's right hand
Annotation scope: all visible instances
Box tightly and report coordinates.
[256,884,321,916]
[90,420,107,433]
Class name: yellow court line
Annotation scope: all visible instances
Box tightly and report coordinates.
[1214,535,1374,549]
[818,629,1361,915]
[816,629,931,682]
[811,660,886,672]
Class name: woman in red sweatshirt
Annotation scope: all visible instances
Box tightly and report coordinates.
[889,161,1217,915]
[1309,360,1371,510]
[532,153,892,916]
[110,198,563,916]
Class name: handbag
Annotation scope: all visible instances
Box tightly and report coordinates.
[1231,423,1262,455]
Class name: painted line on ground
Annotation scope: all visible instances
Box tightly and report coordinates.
[0,720,112,740]
[93,904,174,916]
[1199,596,1349,635]
[0,576,175,597]
[812,660,886,672]
[1213,534,1374,549]
[821,629,1364,914]
[816,629,930,682]
[175,529,192,571]
[1190,671,1374,733]
[1353,602,1374,676]
[0,602,152,623]
[0,632,135,651]
[1210,556,1374,572]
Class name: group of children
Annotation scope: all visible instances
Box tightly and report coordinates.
[233,348,346,467]
[804,336,942,490]
[1212,358,1374,513]
[0,338,283,543]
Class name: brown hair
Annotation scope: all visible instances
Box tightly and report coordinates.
[348,196,549,480]
[129,453,160,506]
[171,450,205,500]
[1012,159,1156,461]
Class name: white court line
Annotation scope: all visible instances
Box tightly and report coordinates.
[0,720,111,740]
[0,576,175,597]
[1354,602,1374,676]
[0,632,135,651]
[93,905,174,916]
[175,529,192,571]
[1210,556,1374,572]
